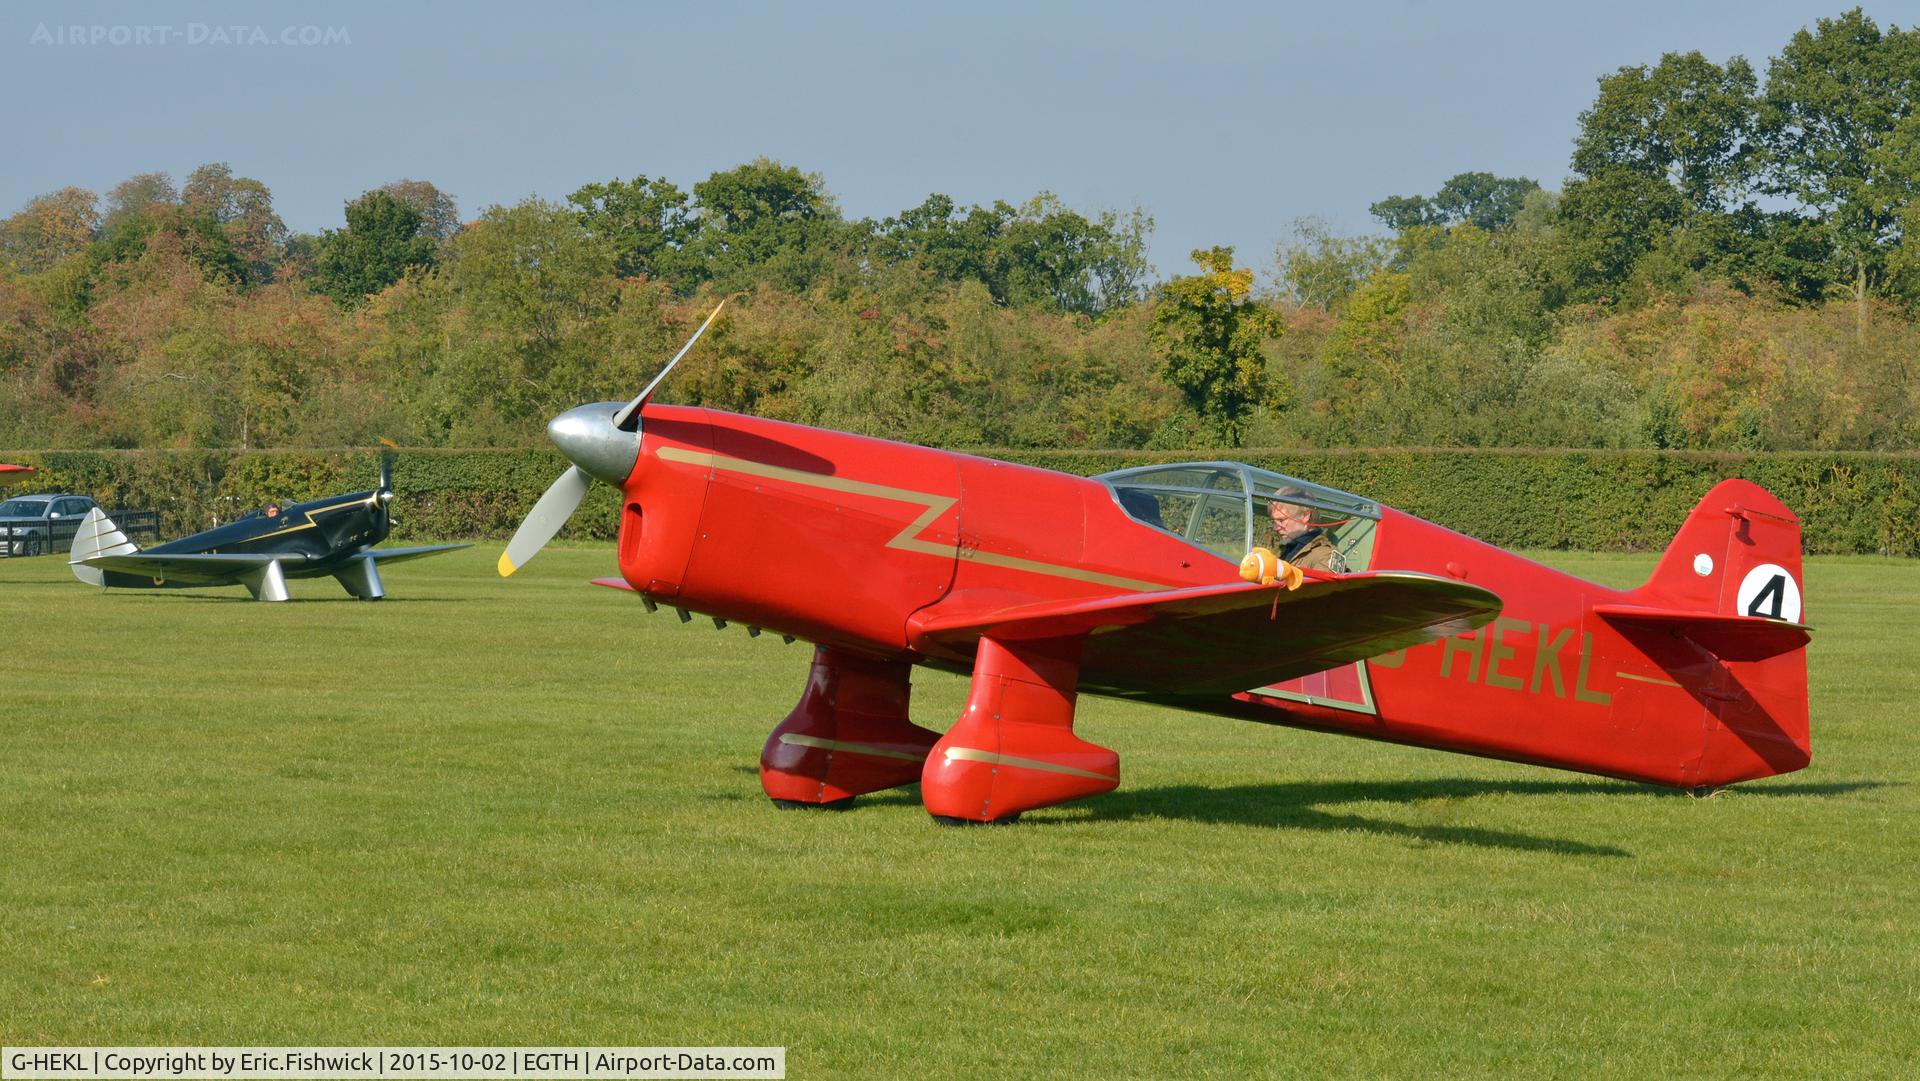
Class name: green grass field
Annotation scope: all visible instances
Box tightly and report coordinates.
[2,547,1916,1078]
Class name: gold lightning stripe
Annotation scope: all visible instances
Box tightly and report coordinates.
[659,446,956,556]
[942,746,1118,782]
[237,495,372,542]
[777,733,929,762]
[964,547,1165,592]
[244,520,315,541]
[658,447,1167,592]
[1615,671,1683,688]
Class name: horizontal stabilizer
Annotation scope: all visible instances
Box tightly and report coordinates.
[911,572,1502,697]
[365,543,471,564]
[73,549,314,583]
[1594,603,1811,662]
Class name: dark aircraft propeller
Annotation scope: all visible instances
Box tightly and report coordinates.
[498,297,734,576]
[376,439,399,528]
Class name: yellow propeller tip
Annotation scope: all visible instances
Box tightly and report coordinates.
[496,552,517,577]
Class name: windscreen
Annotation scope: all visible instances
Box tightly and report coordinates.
[1104,465,1250,561]
[0,499,48,517]
[1101,461,1381,570]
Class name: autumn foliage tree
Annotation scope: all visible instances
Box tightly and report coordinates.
[0,187,100,273]
[1762,8,1920,334]
[568,175,704,288]
[9,10,1920,468]
[182,163,288,285]
[313,191,438,305]
[379,179,463,241]
[1150,247,1283,444]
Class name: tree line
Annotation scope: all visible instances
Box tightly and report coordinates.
[2,8,1916,456]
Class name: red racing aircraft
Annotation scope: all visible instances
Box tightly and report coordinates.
[501,304,1812,823]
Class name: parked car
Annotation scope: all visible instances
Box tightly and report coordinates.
[0,493,99,556]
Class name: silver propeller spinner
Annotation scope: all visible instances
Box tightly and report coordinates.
[497,297,733,577]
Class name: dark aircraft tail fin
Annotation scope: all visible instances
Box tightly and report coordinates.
[1626,479,1810,781]
[70,507,140,587]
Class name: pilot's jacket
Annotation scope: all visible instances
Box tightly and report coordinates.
[1278,528,1346,573]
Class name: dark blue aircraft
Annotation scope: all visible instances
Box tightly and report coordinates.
[69,455,467,601]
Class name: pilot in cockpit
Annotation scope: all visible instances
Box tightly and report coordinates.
[1266,488,1346,573]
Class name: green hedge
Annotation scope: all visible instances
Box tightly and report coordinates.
[999,448,1920,557]
[5,446,1916,556]
[2,448,622,546]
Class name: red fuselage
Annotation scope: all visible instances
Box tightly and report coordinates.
[614,406,1810,791]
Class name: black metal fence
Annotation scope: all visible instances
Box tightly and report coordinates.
[1,509,160,558]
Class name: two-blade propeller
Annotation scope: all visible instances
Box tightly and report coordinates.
[375,438,398,529]
[497,463,592,576]
[498,297,733,577]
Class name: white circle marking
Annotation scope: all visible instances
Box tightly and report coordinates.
[1693,553,1714,577]
[1735,563,1801,623]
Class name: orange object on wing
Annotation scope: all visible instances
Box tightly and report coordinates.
[1238,547,1303,590]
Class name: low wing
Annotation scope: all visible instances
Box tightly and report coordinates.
[365,543,471,564]
[910,572,1502,697]
[72,550,314,584]
[1593,603,1810,662]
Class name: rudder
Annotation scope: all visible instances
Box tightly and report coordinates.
[1632,479,1810,783]
[1638,479,1804,623]
[69,508,139,587]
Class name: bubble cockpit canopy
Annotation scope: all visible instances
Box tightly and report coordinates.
[1097,462,1380,570]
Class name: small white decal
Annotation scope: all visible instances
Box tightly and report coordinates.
[1693,553,1714,577]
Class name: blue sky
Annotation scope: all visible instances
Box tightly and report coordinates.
[3,0,1912,279]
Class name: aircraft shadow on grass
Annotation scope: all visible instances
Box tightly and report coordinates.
[739,776,1888,858]
[122,593,469,605]
[1021,780,1639,857]
[1073,777,1888,855]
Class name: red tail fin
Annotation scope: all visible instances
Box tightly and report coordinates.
[1638,479,1805,621]
[1630,479,1810,783]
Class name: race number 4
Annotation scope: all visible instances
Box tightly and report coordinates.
[1736,563,1802,622]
